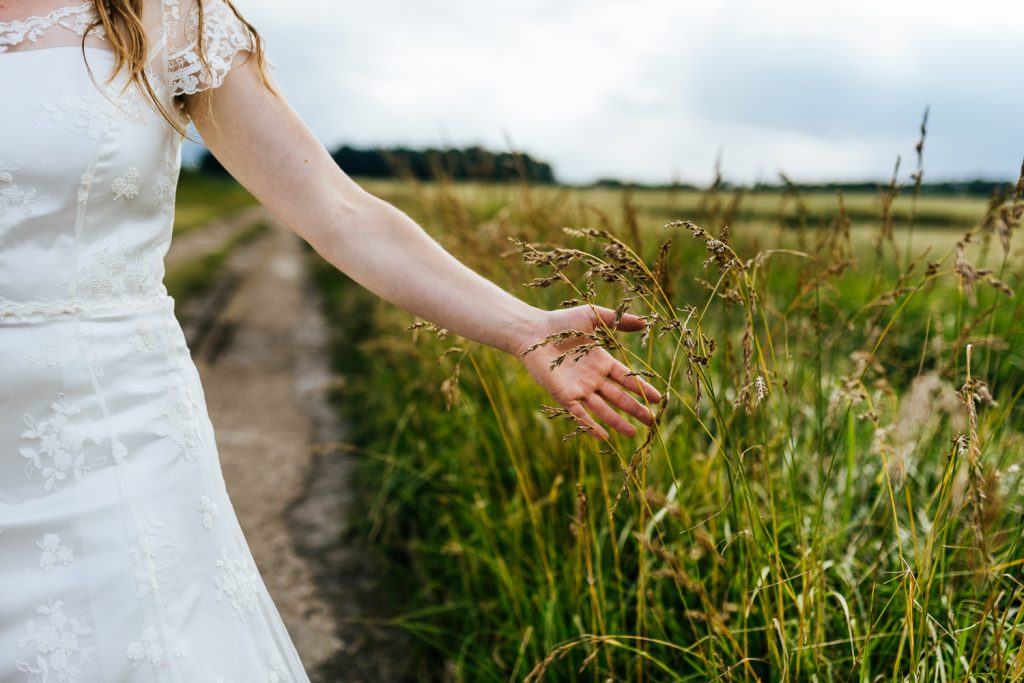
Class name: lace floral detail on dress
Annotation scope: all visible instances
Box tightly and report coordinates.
[24,338,61,370]
[16,599,97,683]
[33,83,118,140]
[0,160,43,230]
[268,654,292,682]
[73,238,152,302]
[123,510,180,599]
[156,375,206,460]
[76,319,106,380]
[126,627,188,668]
[161,0,182,41]
[20,393,104,492]
[32,74,147,141]
[37,533,75,570]
[0,2,106,54]
[198,495,221,530]
[111,167,140,200]
[166,0,254,97]
[111,439,128,464]
[154,138,181,214]
[214,549,261,621]
[130,323,159,352]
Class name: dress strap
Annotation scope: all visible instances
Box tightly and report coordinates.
[0,3,106,54]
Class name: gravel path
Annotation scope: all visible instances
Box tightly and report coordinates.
[167,210,417,682]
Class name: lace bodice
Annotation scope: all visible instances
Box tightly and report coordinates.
[0,2,105,51]
[0,0,257,319]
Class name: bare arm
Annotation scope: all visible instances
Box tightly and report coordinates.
[185,63,541,356]
[184,58,661,440]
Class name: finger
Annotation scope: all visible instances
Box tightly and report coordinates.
[587,305,645,332]
[582,392,637,438]
[608,360,662,404]
[614,311,647,332]
[598,380,655,427]
[565,399,609,441]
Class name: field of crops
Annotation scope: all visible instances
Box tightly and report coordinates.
[308,176,1023,682]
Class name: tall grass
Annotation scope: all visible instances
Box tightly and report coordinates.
[311,161,1024,681]
[173,168,258,235]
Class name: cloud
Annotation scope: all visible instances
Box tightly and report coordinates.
[217,0,1024,184]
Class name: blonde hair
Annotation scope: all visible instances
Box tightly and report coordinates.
[82,0,278,138]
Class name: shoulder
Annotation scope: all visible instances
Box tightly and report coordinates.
[162,0,259,99]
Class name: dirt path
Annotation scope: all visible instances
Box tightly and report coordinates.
[170,210,415,682]
[165,205,266,272]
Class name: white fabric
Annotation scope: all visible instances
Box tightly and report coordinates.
[0,2,310,681]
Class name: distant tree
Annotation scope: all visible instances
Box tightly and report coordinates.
[199,150,230,176]
[195,144,556,183]
[747,179,1013,197]
[329,144,556,183]
[590,178,624,188]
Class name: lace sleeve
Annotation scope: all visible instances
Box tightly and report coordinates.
[165,0,256,97]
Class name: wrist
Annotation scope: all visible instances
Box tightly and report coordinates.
[500,303,547,358]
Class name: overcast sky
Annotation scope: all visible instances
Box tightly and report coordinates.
[192,0,1024,186]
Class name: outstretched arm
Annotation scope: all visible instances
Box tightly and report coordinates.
[184,58,661,440]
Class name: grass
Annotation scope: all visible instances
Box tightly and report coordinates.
[309,171,1024,682]
[172,168,259,236]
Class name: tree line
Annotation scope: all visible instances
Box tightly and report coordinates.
[197,146,1014,196]
[592,177,1019,197]
[198,144,556,184]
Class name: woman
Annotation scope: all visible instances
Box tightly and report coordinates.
[0,0,661,679]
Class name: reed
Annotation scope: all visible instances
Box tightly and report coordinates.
[311,156,1024,681]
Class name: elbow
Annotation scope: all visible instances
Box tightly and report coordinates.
[290,180,382,258]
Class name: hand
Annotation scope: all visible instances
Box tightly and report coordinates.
[511,305,662,441]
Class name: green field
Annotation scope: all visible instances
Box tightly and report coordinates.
[173,168,259,235]
[354,178,999,261]
[309,176,1024,682]
[179,173,1024,681]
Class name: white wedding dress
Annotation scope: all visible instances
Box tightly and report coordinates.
[0,1,311,680]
